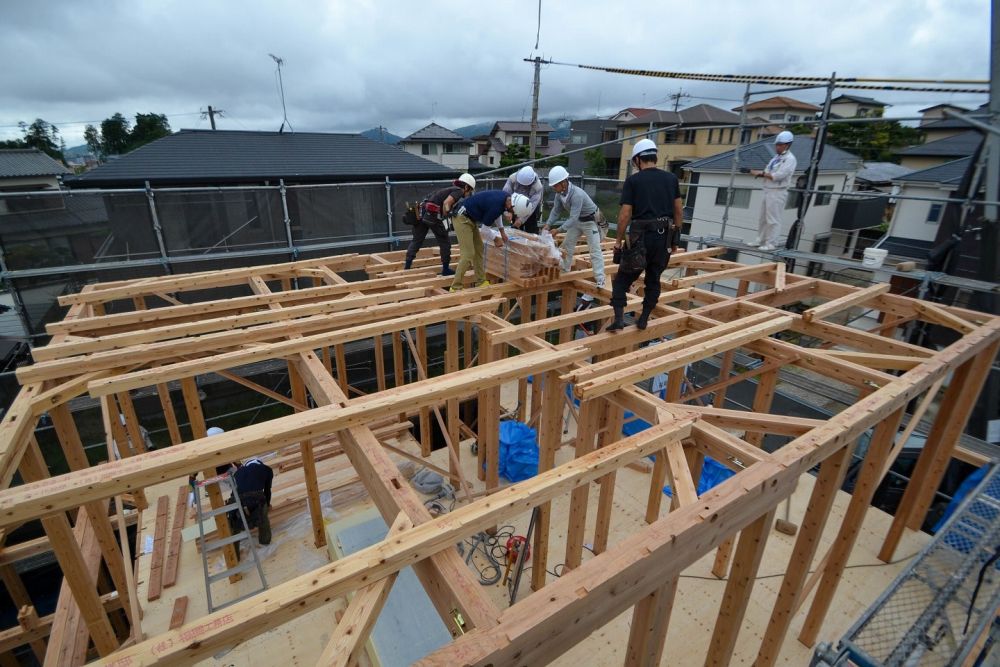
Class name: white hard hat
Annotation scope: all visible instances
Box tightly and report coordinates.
[631,138,658,160]
[775,131,794,145]
[206,427,225,436]
[516,165,537,186]
[510,192,532,219]
[455,173,476,189]
[548,165,569,187]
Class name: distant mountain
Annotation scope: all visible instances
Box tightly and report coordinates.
[453,118,573,141]
[64,144,94,159]
[361,127,402,145]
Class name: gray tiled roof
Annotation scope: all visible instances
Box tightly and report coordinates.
[893,156,972,186]
[402,122,471,143]
[831,94,887,106]
[65,129,452,186]
[620,104,740,127]
[856,162,913,183]
[0,149,70,178]
[493,121,555,133]
[682,135,862,173]
[918,105,988,131]
[895,131,982,157]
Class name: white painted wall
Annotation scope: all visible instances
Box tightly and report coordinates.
[889,183,947,242]
[401,142,469,170]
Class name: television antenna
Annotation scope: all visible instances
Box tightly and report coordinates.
[268,53,293,133]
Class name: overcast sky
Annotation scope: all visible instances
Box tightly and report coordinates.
[0,0,990,148]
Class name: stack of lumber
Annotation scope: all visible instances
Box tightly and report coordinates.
[482,229,561,286]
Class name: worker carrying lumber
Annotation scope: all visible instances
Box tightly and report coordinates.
[448,190,531,291]
[542,165,606,308]
[503,165,544,233]
[748,131,797,251]
[404,173,477,275]
[608,138,683,332]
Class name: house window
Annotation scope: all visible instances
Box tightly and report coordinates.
[602,130,617,142]
[421,143,430,155]
[707,129,714,144]
[535,135,548,147]
[571,133,587,144]
[683,130,696,143]
[714,187,751,208]
[663,130,678,143]
[814,184,834,206]
[786,191,801,209]
[926,203,943,223]
[769,113,784,120]
[788,114,800,122]
[443,143,458,153]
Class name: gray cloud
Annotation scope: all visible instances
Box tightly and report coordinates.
[0,0,989,147]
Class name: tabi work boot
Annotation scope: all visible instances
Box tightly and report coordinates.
[636,306,654,330]
[605,305,626,332]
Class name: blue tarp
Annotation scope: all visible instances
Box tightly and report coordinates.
[499,420,539,483]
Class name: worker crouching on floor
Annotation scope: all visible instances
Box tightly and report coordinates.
[608,138,683,332]
[225,456,275,559]
[449,190,532,291]
[542,165,607,308]
[404,173,477,275]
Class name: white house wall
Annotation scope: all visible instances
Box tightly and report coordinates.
[890,184,945,243]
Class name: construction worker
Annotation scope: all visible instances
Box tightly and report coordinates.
[449,191,532,291]
[227,457,274,553]
[404,173,476,275]
[749,131,797,251]
[503,165,543,234]
[542,165,606,308]
[607,138,683,332]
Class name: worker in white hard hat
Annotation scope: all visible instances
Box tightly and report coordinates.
[542,165,606,308]
[448,189,520,291]
[607,138,684,332]
[404,173,476,275]
[749,131,797,251]
[503,165,544,233]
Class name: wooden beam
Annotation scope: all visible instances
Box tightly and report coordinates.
[802,283,890,323]
[911,300,977,334]
[532,370,564,591]
[564,399,601,570]
[669,263,778,289]
[96,418,694,666]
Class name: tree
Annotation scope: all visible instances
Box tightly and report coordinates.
[129,113,170,150]
[500,142,535,168]
[100,113,131,156]
[84,124,102,158]
[19,118,64,161]
[584,147,606,177]
[825,120,923,162]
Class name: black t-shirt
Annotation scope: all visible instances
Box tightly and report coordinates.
[427,186,464,208]
[234,461,274,505]
[620,167,681,221]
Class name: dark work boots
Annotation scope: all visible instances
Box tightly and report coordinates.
[636,306,654,330]
[605,305,626,332]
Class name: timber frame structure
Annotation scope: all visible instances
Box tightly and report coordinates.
[0,241,997,666]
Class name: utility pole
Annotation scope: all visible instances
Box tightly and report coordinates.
[529,56,542,163]
[669,88,691,112]
[203,106,224,130]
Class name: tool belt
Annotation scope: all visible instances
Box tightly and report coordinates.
[628,217,672,233]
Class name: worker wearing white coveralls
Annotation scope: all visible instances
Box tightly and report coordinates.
[749,131,797,251]
[543,165,606,304]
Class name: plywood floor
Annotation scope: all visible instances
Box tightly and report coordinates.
[134,380,930,666]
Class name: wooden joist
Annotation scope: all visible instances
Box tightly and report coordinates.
[802,283,890,323]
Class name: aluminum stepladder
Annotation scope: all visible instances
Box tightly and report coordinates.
[193,471,268,612]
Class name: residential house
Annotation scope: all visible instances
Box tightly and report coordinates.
[609,107,655,122]
[616,104,754,179]
[829,95,888,118]
[918,103,971,125]
[399,123,473,171]
[0,148,70,192]
[881,157,971,263]
[732,96,821,126]
[479,121,563,169]
[854,162,914,194]
[682,135,864,261]
[566,118,623,178]
[895,131,982,171]
[918,104,987,143]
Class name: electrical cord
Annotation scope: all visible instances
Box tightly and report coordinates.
[677,551,920,582]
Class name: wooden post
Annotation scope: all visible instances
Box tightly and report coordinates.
[532,370,563,591]
[155,382,182,446]
[373,334,386,392]
[799,407,906,647]
[417,326,432,457]
[879,341,1000,561]
[516,296,531,422]
[445,321,461,486]
[755,442,856,667]
[705,508,777,665]
[334,344,349,395]
[592,398,624,554]
[477,331,499,487]
[288,364,328,548]
[624,577,679,667]
[179,377,241,578]
[393,331,405,423]
[18,442,118,656]
[744,366,779,447]
[564,399,601,570]
[1,565,47,661]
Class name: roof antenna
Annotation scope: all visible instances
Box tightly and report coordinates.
[268,53,293,133]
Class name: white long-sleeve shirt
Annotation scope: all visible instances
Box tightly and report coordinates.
[763,149,797,190]
[502,173,543,214]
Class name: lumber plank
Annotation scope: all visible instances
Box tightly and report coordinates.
[146,495,170,602]
[168,597,188,630]
[802,283,890,323]
[162,485,187,589]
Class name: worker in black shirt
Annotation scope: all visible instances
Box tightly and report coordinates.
[227,457,274,553]
[607,139,684,332]
[404,173,476,275]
